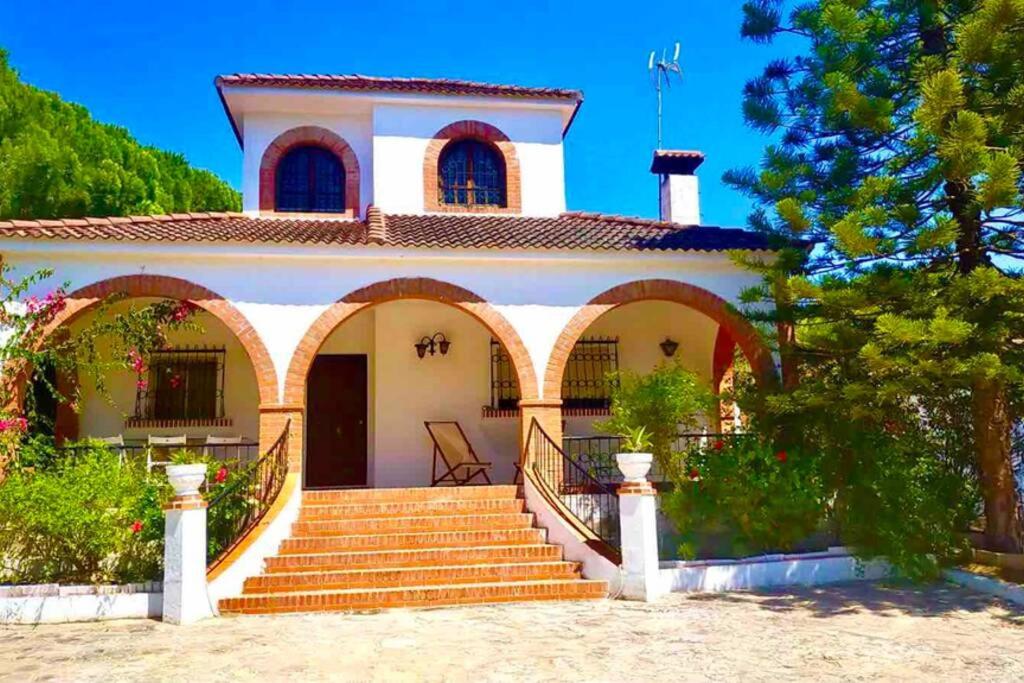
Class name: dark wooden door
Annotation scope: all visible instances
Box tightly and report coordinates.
[306,355,368,488]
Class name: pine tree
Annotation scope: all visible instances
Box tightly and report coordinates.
[0,48,240,219]
[728,0,1024,551]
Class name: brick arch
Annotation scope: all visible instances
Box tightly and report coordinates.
[42,275,279,406]
[543,279,779,399]
[259,125,361,215]
[423,120,521,214]
[284,277,538,404]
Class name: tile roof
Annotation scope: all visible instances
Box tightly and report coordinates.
[0,211,780,253]
[215,74,582,102]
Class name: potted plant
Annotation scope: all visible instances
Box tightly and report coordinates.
[615,425,654,483]
[165,450,207,498]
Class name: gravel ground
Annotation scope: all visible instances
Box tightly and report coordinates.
[1,582,1022,682]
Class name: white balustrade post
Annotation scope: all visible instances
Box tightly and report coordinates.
[163,464,215,625]
[616,452,662,601]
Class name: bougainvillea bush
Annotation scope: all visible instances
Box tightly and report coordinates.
[661,436,830,560]
[0,443,251,584]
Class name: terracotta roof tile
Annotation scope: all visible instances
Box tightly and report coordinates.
[215,74,582,102]
[0,212,779,253]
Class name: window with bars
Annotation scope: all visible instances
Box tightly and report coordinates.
[488,337,620,411]
[135,347,226,421]
[275,145,345,213]
[439,139,506,208]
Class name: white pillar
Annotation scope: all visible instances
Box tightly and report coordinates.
[163,464,216,625]
[616,453,662,601]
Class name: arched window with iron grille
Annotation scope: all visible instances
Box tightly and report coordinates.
[275,146,345,213]
[438,139,507,208]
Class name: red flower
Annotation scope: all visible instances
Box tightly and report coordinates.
[169,374,182,389]
[130,520,143,534]
[136,378,148,391]
[215,467,228,484]
[712,440,725,452]
[688,468,700,481]
[776,450,788,463]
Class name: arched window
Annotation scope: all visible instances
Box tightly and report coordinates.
[438,139,506,208]
[275,146,345,213]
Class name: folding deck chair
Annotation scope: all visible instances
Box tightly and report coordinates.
[424,421,493,486]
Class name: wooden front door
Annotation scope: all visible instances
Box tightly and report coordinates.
[306,355,368,488]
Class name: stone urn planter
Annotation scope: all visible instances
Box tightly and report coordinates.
[165,463,207,497]
[616,452,653,483]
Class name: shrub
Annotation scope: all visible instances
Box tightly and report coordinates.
[598,362,715,479]
[661,436,829,559]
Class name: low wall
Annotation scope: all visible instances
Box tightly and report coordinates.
[658,548,891,594]
[945,568,1024,607]
[0,582,162,624]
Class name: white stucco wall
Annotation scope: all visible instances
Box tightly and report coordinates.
[314,300,518,487]
[372,103,566,217]
[69,301,260,443]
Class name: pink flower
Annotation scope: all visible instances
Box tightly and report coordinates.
[171,300,198,322]
[130,520,143,534]
[169,374,182,389]
[776,450,788,463]
[0,417,28,433]
[127,349,146,374]
[136,378,148,390]
[214,467,228,484]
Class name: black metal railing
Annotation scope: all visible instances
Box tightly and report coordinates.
[206,421,290,569]
[525,417,620,551]
[562,432,741,484]
[134,346,227,421]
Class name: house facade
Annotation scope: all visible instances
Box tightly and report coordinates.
[0,73,781,612]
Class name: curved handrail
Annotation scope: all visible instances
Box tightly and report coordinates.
[524,417,620,552]
[206,421,290,570]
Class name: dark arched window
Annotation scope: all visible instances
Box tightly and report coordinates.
[275,146,345,212]
[439,139,506,208]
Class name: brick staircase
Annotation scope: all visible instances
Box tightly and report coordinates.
[218,485,607,614]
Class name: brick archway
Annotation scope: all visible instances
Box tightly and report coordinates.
[43,274,279,406]
[543,279,779,399]
[423,120,521,214]
[259,126,361,215]
[283,277,538,405]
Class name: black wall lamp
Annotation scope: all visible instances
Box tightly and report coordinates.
[415,333,451,358]
[659,337,679,357]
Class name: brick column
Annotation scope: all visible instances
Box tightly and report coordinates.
[518,399,562,466]
[259,403,304,472]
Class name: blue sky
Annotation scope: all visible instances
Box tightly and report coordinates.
[1,1,788,227]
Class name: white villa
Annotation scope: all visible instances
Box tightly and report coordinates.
[0,73,782,613]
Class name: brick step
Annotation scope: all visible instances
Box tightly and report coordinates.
[280,528,546,554]
[219,579,608,614]
[298,497,525,521]
[265,543,565,573]
[291,512,534,537]
[302,485,518,504]
[244,561,581,593]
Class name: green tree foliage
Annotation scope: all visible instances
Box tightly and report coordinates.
[0,48,239,219]
[727,1,1024,552]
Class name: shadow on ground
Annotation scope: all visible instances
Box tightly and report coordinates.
[685,581,1024,625]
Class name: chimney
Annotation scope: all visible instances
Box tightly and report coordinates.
[651,150,704,225]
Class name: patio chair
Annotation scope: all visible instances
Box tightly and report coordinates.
[98,434,127,464]
[424,421,492,487]
[203,435,244,461]
[147,434,187,471]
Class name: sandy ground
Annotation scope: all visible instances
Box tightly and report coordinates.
[1,582,1022,682]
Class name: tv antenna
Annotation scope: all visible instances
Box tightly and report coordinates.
[648,42,683,149]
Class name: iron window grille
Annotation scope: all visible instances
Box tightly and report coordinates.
[275,145,345,213]
[439,139,506,208]
[489,337,620,411]
[134,346,226,421]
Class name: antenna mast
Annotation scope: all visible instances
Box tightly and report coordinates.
[648,42,683,150]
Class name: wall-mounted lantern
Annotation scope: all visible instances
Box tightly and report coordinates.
[415,333,451,359]
[659,337,679,358]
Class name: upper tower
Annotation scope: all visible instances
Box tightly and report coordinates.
[215,74,582,219]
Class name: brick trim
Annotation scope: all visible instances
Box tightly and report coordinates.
[284,277,538,405]
[38,275,279,408]
[423,120,521,214]
[543,279,779,399]
[259,126,361,216]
